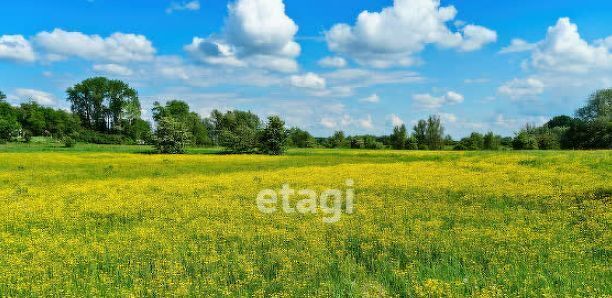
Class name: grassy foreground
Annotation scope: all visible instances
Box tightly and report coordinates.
[0,145,610,296]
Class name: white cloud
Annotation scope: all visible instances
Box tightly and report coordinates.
[325,0,496,67]
[498,78,544,99]
[531,18,612,73]
[34,29,156,63]
[166,1,200,14]
[390,114,404,126]
[320,117,337,129]
[0,35,36,62]
[186,0,300,72]
[318,56,347,68]
[445,91,464,103]
[499,38,537,54]
[360,93,380,103]
[290,72,326,89]
[412,91,464,109]
[503,18,612,73]
[15,88,56,105]
[93,64,134,76]
[439,112,457,123]
[459,25,498,52]
[357,115,374,129]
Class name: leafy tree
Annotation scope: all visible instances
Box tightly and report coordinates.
[259,116,288,155]
[0,100,20,142]
[406,136,418,150]
[546,115,574,129]
[0,91,5,100]
[390,124,407,150]
[413,120,427,149]
[455,132,484,150]
[154,117,191,154]
[67,77,140,133]
[483,132,501,150]
[328,131,347,148]
[287,127,316,148]
[426,115,444,150]
[210,109,261,152]
[576,89,611,121]
[153,100,210,146]
[513,131,539,150]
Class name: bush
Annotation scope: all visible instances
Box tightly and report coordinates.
[63,137,76,148]
[513,131,539,150]
[154,117,192,154]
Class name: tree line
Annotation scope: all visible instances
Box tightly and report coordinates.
[0,78,609,154]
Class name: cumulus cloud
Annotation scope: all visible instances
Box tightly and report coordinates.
[499,38,537,54]
[318,56,347,68]
[290,72,326,89]
[0,35,36,62]
[357,115,374,129]
[320,117,337,129]
[93,64,134,76]
[185,0,300,72]
[498,78,544,99]
[325,0,496,67]
[34,29,156,63]
[389,114,404,126]
[166,1,200,14]
[412,91,464,109]
[15,88,56,105]
[502,18,612,73]
[360,93,380,103]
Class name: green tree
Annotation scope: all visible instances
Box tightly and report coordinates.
[259,116,288,155]
[513,131,539,150]
[153,100,210,146]
[67,77,141,133]
[288,127,316,148]
[0,100,20,142]
[413,120,427,149]
[210,109,261,152]
[390,124,407,150]
[328,131,346,148]
[576,89,611,121]
[426,115,444,150]
[154,117,191,154]
[483,132,501,150]
[0,91,5,100]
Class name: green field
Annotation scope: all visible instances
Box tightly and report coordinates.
[0,145,610,296]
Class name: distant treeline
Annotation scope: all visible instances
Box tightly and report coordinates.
[0,78,610,154]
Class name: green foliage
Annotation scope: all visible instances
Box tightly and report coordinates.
[546,115,573,129]
[67,77,141,133]
[483,132,501,150]
[63,136,76,148]
[412,116,444,150]
[455,132,485,150]
[287,127,316,148]
[576,89,611,121]
[210,109,261,153]
[513,131,539,150]
[390,124,407,150]
[153,100,210,146]
[0,90,6,100]
[327,131,347,148]
[258,116,288,155]
[22,130,33,143]
[154,117,192,154]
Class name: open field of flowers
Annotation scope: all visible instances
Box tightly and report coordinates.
[0,147,610,296]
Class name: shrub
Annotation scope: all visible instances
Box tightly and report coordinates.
[154,117,192,154]
[63,137,76,148]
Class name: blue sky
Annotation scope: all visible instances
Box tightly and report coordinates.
[1,0,611,137]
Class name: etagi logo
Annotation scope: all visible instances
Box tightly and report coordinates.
[256,180,355,223]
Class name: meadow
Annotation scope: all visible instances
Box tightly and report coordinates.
[0,144,610,297]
